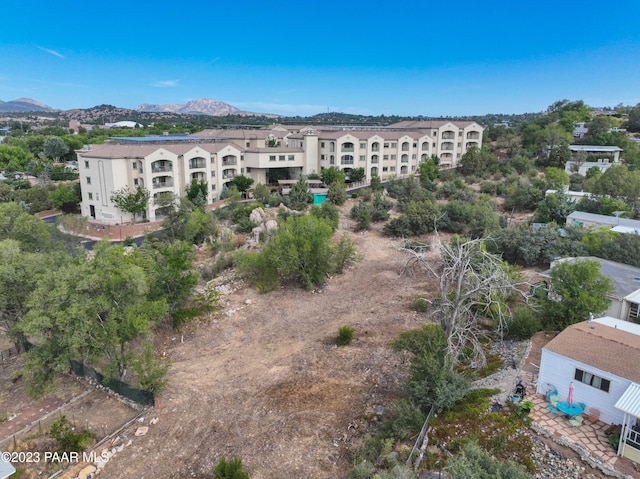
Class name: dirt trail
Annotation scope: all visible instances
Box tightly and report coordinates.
[102,215,435,478]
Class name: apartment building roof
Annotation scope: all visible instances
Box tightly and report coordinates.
[193,129,286,140]
[314,129,427,141]
[76,142,239,158]
[389,120,481,130]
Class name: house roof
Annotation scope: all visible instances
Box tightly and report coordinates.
[544,320,640,383]
[615,382,640,417]
[540,256,640,299]
[0,454,15,479]
[569,145,623,152]
[567,211,640,230]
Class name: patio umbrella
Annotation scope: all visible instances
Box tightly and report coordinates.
[567,382,574,404]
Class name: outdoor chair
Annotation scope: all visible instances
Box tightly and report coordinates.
[545,388,558,401]
[586,407,600,422]
[548,403,559,414]
[578,402,586,412]
[548,394,559,407]
[569,415,584,427]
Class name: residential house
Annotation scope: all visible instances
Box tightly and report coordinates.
[536,317,640,463]
[566,211,640,235]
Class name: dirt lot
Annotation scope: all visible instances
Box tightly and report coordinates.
[100,203,436,478]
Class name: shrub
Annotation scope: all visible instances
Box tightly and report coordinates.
[507,305,542,339]
[414,296,429,312]
[213,456,250,479]
[337,326,354,345]
[49,416,92,453]
[350,202,372,231]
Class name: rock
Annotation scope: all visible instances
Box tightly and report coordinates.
[135,426,149,436]
[150,417,159,425]
[77,464,96,479]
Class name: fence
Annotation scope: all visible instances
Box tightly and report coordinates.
[0,342,32,367]
[69,360,155,406]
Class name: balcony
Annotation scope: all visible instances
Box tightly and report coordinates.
[152,178,174,189]
[467,131,480,140]
[371,156,379,164]
[189,158,206,169]
[442,131,455,140]
[222,158,238,166]
[341,155,354,165]
[466,141,479,149]
[441,142,454,151]
[401,155,409,163]
[152,164,173,173]
[341,142,355,152]
[401,142,410,151]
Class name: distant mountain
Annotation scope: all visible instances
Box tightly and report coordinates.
[137,98,262,116]
[0,98,55,112]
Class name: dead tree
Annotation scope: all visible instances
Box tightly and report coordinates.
[400,235,520,370]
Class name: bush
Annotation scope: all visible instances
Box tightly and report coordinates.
[49,416,92,453]
[213,456,250,479]
[414,296,429,312]
[507,306,542,339]
[350,202,372,231]
[336,326,354,345]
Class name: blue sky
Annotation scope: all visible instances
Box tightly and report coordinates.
[2,1,640,117]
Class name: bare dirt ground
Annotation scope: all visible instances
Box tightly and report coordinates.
[100,202,436,479]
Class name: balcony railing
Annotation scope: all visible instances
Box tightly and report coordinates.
[341,147,354,153]
[189,160,206,169]
[467,132,480,140]
[222,173,236,180]
[442,132,455,139]
[222,159,237,166]
[153,180,174,189]
[152,165,173,173]
[341,159,354,165]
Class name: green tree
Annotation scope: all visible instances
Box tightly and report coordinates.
[348,167,366,183]
[534,190,575,224]
[538,259,614,329]
[544,167,570,190]
[131,341,170,393]
[19,242,167,395]
[185,180,208,208]
[320,166,346,186]
[418,158,440,184]
[110,186,151,222]
[327,180,347,205]
[288,175,313,211]
[229,175,254,197]
[237,215,358,291]
[0,202,51,252]
[41,136,69,172]
[49,183,80,209]
[252,182,271,204]
[0,144,34,171]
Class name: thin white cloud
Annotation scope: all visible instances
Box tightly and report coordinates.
[37,46,65,59]
[151,80,179,87]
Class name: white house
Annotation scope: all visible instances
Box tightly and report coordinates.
[536,317,640,463]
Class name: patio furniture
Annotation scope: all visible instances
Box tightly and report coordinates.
[549,394,559,407]
[569,415,584,427]
[578,402,586,412]
[556,401,584,417]
[548,403,559,414]
[545,387,558,401]
[586,407,600,422]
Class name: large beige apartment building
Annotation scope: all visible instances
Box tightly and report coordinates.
[77,120,483,224]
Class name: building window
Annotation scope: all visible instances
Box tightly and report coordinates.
[132,161,137,169]
[211,184,216,191]
[88,193,93,200]
[288,155,294,161]
[574,368,610,393]
[391,142,397,148]
[84,161,89,168]
[384,143,389,148]
[321,154,325,160]
[459,131,463,136]
[279,155,285,161]
[270,155,276,162]
[134,179,139,186]
[457,142,462,147]
[412,154,416,159]
[86,177,91,185]
[382,166,388,172]
[320,142,325,148]
[383,155,389,160]
[390,155,396,160]
[246,141,250,147]
[246,167,252,173]
[211,171,216,177]
[390,166,396,172]
[359,142,367,149]
[359,155,365,162]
